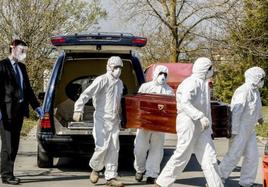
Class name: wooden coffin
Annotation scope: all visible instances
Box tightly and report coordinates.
[123,93,231,138]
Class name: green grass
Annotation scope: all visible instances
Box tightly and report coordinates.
[21,118,38,136]
[256,106,268,137]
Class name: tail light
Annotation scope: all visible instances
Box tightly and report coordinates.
[40,112,51,129]
[132,37,147,46]
[51,36,65,46]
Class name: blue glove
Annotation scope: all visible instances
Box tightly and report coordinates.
[35,107,44,118]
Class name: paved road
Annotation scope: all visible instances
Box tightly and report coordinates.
[0,131,265,187]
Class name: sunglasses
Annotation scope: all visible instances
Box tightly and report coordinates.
[113,66,123,70]
[159,72,167,77]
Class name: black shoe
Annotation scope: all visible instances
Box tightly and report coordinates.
[2,176,20,185]
[146,177,156,184]
[135,172,144,182]
[12,176,21,183]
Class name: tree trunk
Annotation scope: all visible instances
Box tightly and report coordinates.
[169,0,179,63]
[170,35,179,62]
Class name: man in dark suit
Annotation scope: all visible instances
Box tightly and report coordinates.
[0,39,43,185]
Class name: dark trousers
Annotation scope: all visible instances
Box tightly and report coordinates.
[0,103,24,179]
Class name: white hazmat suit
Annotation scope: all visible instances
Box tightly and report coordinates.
[219,67,266,187]
[134,65,174,180]
[155,57,223,187]
[73,56,124,180]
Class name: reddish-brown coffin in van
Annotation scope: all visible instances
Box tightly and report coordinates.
[123,93,231,138]
[144,63,193,91]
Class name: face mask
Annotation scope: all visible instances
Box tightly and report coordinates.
[206,69,214,79]
[257,80,264,88]
[13,45,27,62]
[156,74,167,85]
[112,67,122,79]
[17,53,26,62]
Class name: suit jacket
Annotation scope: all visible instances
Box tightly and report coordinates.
[0,58,40,120]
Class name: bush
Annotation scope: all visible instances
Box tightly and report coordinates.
[213,58,268,105]
[256,106,268,137]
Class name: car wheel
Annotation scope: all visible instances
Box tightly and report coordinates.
[37,144,53,168]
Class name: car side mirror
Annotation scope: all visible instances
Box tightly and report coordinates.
[38,92,45,100]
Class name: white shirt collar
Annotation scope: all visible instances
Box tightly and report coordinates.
[8,56,17,66]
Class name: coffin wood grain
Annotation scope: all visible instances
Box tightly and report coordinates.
[123,94,231,138]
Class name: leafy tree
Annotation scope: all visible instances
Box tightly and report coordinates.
[213,0,268,104]
[118,0,236,64]
[0,0,106,93]
[212,57,252,103]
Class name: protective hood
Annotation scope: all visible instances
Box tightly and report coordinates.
[192,57,213,80]
[106,56,123,72]
[153,65,169,81]
[244,66,266,89]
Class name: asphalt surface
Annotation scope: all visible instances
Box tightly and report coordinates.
[0,130,265,187]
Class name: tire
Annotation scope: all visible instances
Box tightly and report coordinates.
[37,144,53,168]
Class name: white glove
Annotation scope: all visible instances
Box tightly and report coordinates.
[199,116,209,131]
[73,112,83,122]
[229,133,237,144]
[231,133,237,138]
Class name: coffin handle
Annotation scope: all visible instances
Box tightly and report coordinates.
[158,104,165,111]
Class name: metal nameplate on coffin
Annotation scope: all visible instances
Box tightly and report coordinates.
[68,121,93,130]
[140,101,176,114]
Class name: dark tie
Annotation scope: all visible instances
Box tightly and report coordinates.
[14,63,24,101]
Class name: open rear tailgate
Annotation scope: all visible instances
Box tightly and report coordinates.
[51,32,147,54]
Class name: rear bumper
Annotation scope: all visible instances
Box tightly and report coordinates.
[37,133,95,157]
[37,132,136,157]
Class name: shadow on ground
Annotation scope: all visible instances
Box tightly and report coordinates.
[25,148,262,186]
